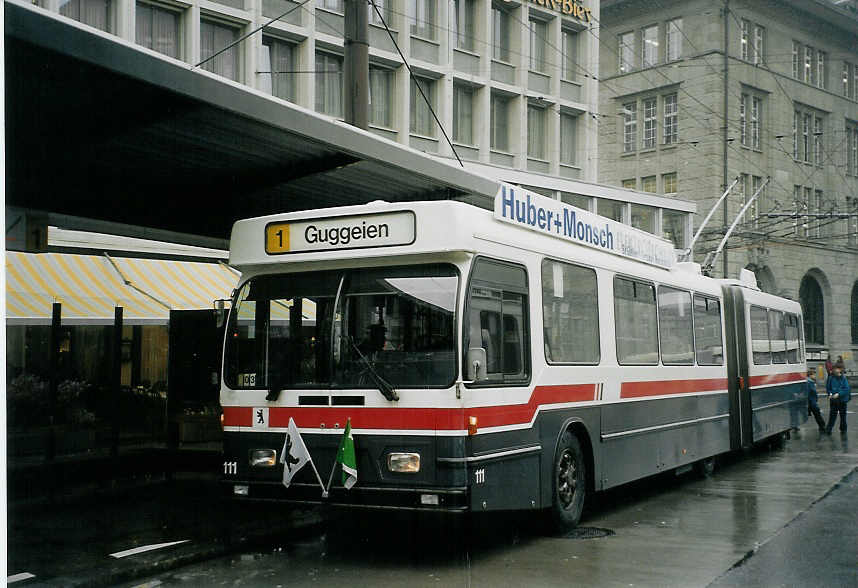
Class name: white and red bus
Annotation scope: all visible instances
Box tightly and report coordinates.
[220,186,806,531]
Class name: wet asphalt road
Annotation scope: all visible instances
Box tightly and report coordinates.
[119,424,858,588]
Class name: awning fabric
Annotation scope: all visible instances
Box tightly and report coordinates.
[6,251,240,325]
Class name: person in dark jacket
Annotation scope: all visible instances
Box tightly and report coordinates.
[806,369,825,432]
[825,362,851,434]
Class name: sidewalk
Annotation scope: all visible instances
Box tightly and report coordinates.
[7,473,323,587]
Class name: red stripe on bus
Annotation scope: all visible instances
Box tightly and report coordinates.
[749,372,805,387]
[620,378,729,399]
[221,383,596,430]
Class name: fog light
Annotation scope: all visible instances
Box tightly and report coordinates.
[234,484,249,496]
[250,449,277,467]
[387,452,420,473]
[420,494,439,505]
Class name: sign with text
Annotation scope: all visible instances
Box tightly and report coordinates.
[526,0,591,22]
[493,185,676,269]
[265,211,416,254]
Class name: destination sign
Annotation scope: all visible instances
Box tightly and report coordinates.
[493,184,676,269]
[265,211,416,254]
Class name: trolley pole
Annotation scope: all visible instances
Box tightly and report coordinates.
[344,0,369,129]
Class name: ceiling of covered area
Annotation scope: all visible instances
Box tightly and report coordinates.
[5,1,498,243]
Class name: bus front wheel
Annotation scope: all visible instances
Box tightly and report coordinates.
[549,430,587,533]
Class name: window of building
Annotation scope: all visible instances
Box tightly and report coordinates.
[663,172,677,194]
[814,189,823,238]
[666,18,682,62]
[261,37,296,103]
[805,45,813,84]
[315,52,343,117]
[562,28,577,81]
[658,286,694,365]
[817,51,826,89]
[466,259,529,384]
[622,178,636,190]
[453,0,475,51]
[410,0,436,40]
[792,41,800,79]
[852,281,858,344]
[492,4,511,62]
[749,175,762,227]
[843,62,851,97]
[800,274,824,345]
[793,111,799,160]
[541,260,599,364]
[136,2,180,58]
[453,83,474,145]
[369,0,391,25]
[631,203,655,232]
[811,116,823,167]
[663,93,678,145]
[663,209,686,249]
[622,102,637,153]
[694,296,723,365]
[740,19,749,61]
[641,176,656,193]
[598,199,625,222]
[753,24,764,65]
[410,76,435,137]
[750,305,770,365]
[529,18,548,73]
[803,186,812,237]
[751,96,760,150]
[200,19,240,81]
[848,122,858,176]
[741,94,760,150]
[643,97,657,149]
[561,192,590,210]
[619,31,634,73]
[740,93,748,146]
[60,0,112,32]
[560,113,577,166]
[803,112,811,163]
[741,20,764,64]
[369,65,394,128]
[320,0,343,12]
[490,94,510,152]
[527,104,546,160]
[642,25,658,68]
[615,277,658,365]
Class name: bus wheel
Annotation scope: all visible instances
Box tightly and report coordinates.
[695,456,715,478]
[550,430,586,533]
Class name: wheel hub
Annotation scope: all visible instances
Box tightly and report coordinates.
[557,449,578,508]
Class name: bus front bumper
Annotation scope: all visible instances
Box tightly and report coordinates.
[221,480,470,512]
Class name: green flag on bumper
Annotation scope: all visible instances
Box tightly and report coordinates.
[337,418,357,489]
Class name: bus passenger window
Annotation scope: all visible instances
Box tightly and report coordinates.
[466,259,529,384]
[658,286,694,365]
[614,277,658,365]
[750,305,771,365]
[693,295,723,365]
[785,313,800,363]
[769,310,786,364]
[541,260,599,364]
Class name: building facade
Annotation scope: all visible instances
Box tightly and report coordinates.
[599,0,858,370]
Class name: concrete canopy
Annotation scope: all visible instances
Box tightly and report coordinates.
[5,1,499,241]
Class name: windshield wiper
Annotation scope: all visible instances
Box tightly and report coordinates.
[346,336,399,402]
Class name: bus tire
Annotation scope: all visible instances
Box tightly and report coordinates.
[695,456,715,478]
[549,430,586,533]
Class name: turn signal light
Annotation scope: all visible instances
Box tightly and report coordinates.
[468,416,478,435]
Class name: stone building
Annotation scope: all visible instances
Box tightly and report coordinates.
[598,0,858,370]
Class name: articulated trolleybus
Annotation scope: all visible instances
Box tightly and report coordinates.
[220,185,807,531]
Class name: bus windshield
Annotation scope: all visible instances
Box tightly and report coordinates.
[224,264,458,390]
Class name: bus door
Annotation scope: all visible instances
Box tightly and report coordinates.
[722,286,752,449]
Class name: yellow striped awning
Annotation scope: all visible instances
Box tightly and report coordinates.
[6,251,241,325]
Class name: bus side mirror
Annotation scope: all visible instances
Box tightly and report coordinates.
[467,348,487,382]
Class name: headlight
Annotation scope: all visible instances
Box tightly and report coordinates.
[250,449,277,467]
[387,452,420,473]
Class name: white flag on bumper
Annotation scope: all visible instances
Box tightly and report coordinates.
[281,417,311,487]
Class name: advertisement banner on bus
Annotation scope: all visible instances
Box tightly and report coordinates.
[494,184,676,269]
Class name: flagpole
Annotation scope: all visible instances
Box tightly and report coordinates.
[309,458,328,498]
[325,454,338,495]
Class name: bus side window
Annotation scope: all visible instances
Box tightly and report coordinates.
[693,295,723,365]
[750,305,771,365]
[466,259,529,384]
[785,313,800,363]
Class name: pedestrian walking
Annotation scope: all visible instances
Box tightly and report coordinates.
[825,362,851,435]
[824,356,834,376]
[806,368,825,432]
